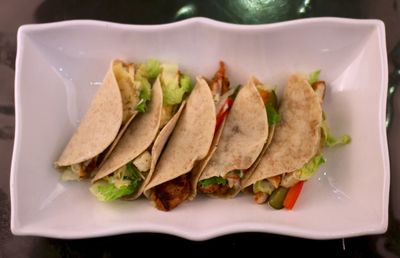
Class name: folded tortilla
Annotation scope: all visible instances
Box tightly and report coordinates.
[241,74,322,188]
[144,77,216,209]
[90,76,188,199]
[198,77,269,197]
[55,60,138,172]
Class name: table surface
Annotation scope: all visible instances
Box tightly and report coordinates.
[2,0,400,257]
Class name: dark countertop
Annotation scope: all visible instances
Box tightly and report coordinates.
[1,0,400,257]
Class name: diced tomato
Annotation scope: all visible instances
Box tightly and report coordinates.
[283,181,305,210]
[215,97,233,132]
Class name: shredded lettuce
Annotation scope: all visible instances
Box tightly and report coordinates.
[295,154,326,181]
[90,181,137,201]
[180,74,193,93]
[133,59,162,112]
[142,59,162,80]
[135,77,152,112]
[135,59,162,80]
[90,163,142,201]
[308,70,321,85]
[321,120,351,147]
[161,63,193,106]
[266,103,281,125]
[199,176,227,188]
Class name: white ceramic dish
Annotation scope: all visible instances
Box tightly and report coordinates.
[11,17,389,240]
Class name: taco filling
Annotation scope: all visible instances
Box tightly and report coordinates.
[159,63,193,127]
[90,62,193,201]
[90,151,151,201]
[250,71,351,209]
[147,62,228,211]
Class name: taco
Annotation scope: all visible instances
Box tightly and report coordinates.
[196,76,274,198]
[55,59,160,180]
[143,76,216,211]
[241,72,350,209]
[89,62,193,201]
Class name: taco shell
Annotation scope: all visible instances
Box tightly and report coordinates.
[242,74,323,188]
[55,60,136,167]
[198,78,269,197]
[144,77,216,198]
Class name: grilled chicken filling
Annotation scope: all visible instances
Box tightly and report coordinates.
[210,61,230,102]
[150,174,191,211]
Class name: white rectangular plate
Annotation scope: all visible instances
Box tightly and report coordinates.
[11,17,389,240]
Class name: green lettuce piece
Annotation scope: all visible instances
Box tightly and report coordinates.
[308,70,321,85]
[199,176,227,188]
[133,59,162,112]
[180,74,193,92]
[136,77,152,112]
[125,163,142,180]
[321,120,351,147]
[266,103,281,125]
[326,134,351,147]
[296,154,326,181]
[135,59,162,81]
[161,63,193,106]
[143,59,162,79]
[90,163,142,201]
[90,181,138,201]
[136,101,146,113]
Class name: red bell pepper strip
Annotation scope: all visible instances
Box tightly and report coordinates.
[215,97,233,132]
[283,180,304,210]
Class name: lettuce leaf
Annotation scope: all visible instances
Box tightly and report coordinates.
[161,64,193,106]
[308,70,321,85]
[296,154,326,181]
[90,181,138,201]
[132,59,161,112]
[180,74,193,93]
[321,120,351,147]
[199,176,227,188]
[135,77,152,112]
[266,103,281,125]
[143,59,162,80]
[90,163,142,201]
[135,59,162,80]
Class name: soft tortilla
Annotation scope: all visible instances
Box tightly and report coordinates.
[241,74,322,188]
[190,117,226,200]
[144,77,216,198]
[56,60,126,166]
[129,102,186,199]
[92,77,163,183]
[198,77,269,196]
